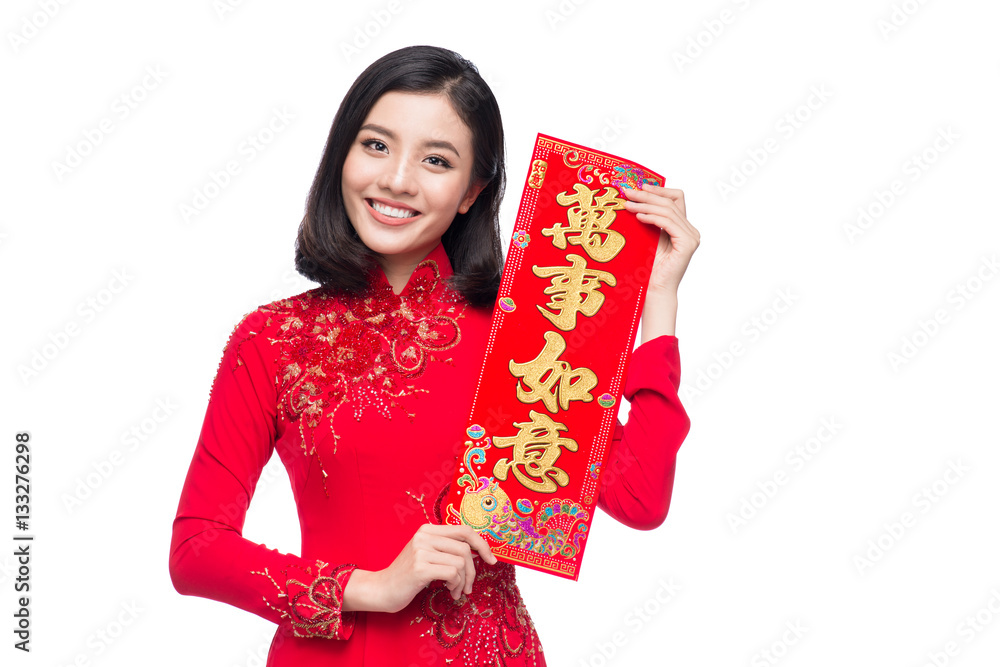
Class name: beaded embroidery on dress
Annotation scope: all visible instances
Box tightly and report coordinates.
[251,561,358,639]
[228,257,467,493]
[406,485,545,665]
[214,249,545,662]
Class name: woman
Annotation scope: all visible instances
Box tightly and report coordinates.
[169,45,697,665]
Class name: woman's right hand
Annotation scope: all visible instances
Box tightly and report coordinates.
[343,524,497,613]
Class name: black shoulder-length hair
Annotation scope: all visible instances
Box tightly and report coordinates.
[294,45,506,308]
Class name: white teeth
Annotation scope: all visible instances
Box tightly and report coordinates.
[370,200,417,219]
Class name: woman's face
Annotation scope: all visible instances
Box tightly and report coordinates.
[341,91,483,273]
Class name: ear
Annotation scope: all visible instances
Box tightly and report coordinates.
[458,179,487,215]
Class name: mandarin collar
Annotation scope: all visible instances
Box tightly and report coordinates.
[370,241,454,297]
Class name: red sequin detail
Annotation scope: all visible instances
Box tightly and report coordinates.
[234,259,466,493]
[414,563,544,666]
[406,484,545,665]
[252,561,358,639]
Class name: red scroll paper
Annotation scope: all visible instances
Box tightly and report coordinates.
[442,134,665,580]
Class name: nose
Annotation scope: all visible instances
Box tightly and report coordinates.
[377,154,418,196]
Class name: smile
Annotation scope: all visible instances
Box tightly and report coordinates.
[367,199,419,220]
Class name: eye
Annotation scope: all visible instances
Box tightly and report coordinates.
[425,155,453,169]
[481,495,497,512]
[360,138,387,152]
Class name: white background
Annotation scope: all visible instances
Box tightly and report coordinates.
[2,1,999,666]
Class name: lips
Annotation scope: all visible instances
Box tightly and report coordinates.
[365,198,421,225]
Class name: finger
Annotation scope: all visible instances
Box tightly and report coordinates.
[624,184,686,216]
[626,201,697,238]
[440,539,474,595]
[457,526,497,565]
[423,533,474,561]
[465,552,475,595]
[646,183,684,197]
[633,208,679,232]
[424,539,476,594]
[423,524,497,564]
[423,563,466,599]
[623,197,681,219]
[422,551,468,597]
[633,211,695,246]
[622,183,680,198]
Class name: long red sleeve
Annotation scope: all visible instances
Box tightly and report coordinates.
[168,309,357,640]
[597,334,690,530]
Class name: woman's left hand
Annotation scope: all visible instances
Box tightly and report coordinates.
[622,184,700,294]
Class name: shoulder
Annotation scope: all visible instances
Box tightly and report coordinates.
[221,287,340,365]
[251,287,344,329]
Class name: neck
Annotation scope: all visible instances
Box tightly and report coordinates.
[378,257,421,295]
[375,243,440,295]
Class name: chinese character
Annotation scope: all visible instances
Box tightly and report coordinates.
[532,253,617,331]
[543,183,627,262]
[509,331,598,412]
[492,410,579,493]
[528,159,547,189]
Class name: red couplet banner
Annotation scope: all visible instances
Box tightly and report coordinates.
[442,134,665,580]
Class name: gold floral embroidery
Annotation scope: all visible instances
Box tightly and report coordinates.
[252,561,357,639]
[232,258,466,493]
[412,562,543,666]
[407,484,545,665]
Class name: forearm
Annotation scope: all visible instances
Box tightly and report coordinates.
[598,335,691,529]
[640,286,678,343]
[342,568,386,613]
[170,512,360,638]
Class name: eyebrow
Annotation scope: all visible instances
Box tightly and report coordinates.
[358,123,462,158]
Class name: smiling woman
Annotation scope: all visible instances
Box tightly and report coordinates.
[341,92,485,292]
[169,44,696,667]
[292,45,506,309]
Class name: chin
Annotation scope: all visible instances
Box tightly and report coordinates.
[356,231,433,261]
